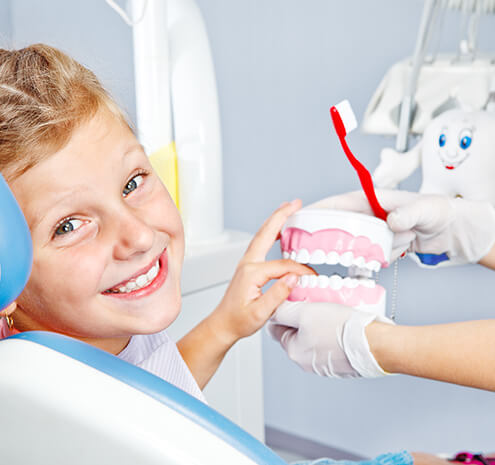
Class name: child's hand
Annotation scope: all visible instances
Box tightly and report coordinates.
[209,200,315,346]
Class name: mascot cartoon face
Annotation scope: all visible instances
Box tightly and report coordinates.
[420,109,495,202]
[435,122,473,170]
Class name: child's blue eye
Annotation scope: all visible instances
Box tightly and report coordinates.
[55,219,83,236]
[123,174,145,197]
[459,135,472,150]
[439,134,446,147]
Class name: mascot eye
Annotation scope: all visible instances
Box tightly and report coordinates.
[439,134,446,147]
[459,129,472,150]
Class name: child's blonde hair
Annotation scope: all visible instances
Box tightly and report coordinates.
[0,44,127,180]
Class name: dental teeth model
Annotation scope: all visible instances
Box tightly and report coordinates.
[281,208,393,316]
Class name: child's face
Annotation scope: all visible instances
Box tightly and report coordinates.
[10,110,185,352]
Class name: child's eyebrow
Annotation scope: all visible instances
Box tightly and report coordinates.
[123,144,145,157]
[29,187,87,231]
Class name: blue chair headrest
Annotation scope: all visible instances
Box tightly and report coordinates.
[0,173,32,309]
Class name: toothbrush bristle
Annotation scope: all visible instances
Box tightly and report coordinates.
[335,100,358,134]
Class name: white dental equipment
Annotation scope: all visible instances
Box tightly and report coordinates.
[0,331,286,465]
[362,0,495,151]
[107,0,225,246]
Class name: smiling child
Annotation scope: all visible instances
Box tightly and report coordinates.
[0,44,311,399]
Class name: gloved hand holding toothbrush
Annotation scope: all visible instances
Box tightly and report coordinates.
[311,189,495,267]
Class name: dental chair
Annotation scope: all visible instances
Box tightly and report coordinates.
[0,331,287,464]
[0,175,287,464]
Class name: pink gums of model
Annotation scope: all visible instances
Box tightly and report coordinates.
[280,209,393,316]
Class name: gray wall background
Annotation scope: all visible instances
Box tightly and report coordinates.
[3,0,495,457]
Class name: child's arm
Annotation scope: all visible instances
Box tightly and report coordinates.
[177,200,314,389]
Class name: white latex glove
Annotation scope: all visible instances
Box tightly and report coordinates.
[268,301,393,378]
[310,190,495,266]
[309,189,420,261]
[388,194,495,266]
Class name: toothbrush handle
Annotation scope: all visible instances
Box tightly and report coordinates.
[330,108,388,221]
[339,136,388,221]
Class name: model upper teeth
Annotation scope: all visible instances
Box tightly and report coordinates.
[283,248,382,272]
[110,260,160,294]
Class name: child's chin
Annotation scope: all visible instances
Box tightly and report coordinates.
[141,303,181,334]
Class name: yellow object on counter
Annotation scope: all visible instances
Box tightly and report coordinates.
[149,142,179,210]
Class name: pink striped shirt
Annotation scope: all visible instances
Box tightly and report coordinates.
[118,329,206,402]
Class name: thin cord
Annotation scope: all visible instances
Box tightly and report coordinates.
[389,259,400,321]
[105,0,148,26]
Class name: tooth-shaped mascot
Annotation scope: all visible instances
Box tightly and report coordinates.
[372,108,495,267]
[374,108,495,203]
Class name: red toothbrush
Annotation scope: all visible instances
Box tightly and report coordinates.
[330,100,388,221]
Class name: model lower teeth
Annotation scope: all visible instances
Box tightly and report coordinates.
[280,208,393,316]
[109,260,160,294]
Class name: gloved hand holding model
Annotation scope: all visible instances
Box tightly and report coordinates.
[270,294,495,390]
[270,188,495,383]
[311,189,495,267]
[268,301,393,378]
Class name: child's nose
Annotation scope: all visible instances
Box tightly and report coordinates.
[112,211,154,261]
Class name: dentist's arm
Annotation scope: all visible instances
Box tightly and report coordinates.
[368,319,495,390]
[178,200,313,389]
[478,241,495,270]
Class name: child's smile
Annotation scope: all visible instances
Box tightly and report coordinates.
[8,109,185,353]
[103,248,168,299]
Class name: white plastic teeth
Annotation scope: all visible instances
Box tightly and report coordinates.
[297,274,376,289]
[283,249,381,272]
[110,260,160,294]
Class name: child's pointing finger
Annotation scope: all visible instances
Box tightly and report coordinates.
[243,199,302,262]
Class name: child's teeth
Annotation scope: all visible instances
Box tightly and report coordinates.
[300,275,310,288]
[308,275,318,288]
[310,249,327,265]
[126,281,137,291]
[327,251,339,265]
[283,251,290,259]
[110,260,160,294]
[290,251,297,260]
[147,264,158,280]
